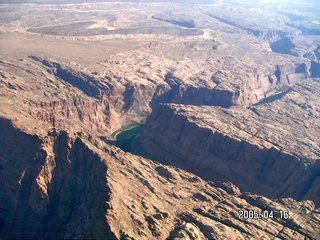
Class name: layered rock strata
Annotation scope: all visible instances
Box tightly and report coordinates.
[270,36,320,63]
[140,78,320,207]
[2,53,310,137]
[0,119,320,239]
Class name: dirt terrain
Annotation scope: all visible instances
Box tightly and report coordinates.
[0,0,320,239]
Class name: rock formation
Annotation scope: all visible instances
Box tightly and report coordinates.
[152,13,196,28]
[0,119,319,239]
[1,0,320,239]
[140,78,320,207]
[270,36,320,62]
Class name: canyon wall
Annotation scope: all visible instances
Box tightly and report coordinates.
[29,56,155,130]
[30,55,310,129]
[152,62,309,109]
[1,117,320,239]
[0,118,115,239]
[140,101,320,207]
[206,14,300,42]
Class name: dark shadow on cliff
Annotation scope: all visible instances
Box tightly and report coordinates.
[100,135,146,157]
[138,105,320,207]
[0,118,46,239]
[0,123,117,239]
[149,85,234,109]
[149,72,234,111]
[43,132,116,239]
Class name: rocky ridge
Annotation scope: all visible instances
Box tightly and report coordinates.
[1,45,311,134]
[0,58,112,135]
[0,118,319,239]
[140,78,320,207]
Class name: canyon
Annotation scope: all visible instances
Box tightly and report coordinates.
[140,78,320,206]
[1,119,319,239]
[1,0,320,239]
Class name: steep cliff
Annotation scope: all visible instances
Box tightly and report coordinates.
[0,58,112,135]
[0,118,115,239]
[206,13,300,42]
[1,118,320,239]
[151,61,309,109]
[140,78,320,207]
[1,1,320,238]
[28,56,155,130]
[270,37,296,55]
[270,36,320,63]
[311,61,320,78]
[152,13,196,28]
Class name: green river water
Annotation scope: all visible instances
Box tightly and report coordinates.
[111,123,144,153]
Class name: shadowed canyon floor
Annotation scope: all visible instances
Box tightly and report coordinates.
[1,0,320,239]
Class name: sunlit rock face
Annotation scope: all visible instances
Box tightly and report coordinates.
[1,0,320,239]
[140,78,320,207]
[1,119,320,239]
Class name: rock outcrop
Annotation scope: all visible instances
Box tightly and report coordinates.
[140,78,320,207]
[151,60,309,108]
[311,61,320,78]
[270,36,320,62]
[270,37,297,55]
[26,56,157,130]
[152,13,196,28]
[0,118,319,239]
[0,58,112,134]
[1,1,320,238]
[0,118,115,239]
[17,52,311,135]
[206,12,300,42]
